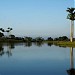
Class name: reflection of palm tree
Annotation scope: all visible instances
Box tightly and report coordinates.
[66,8,75,42]
[70,47,74,69]
[67,47,75,75]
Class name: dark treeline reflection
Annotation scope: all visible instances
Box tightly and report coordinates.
[47,42,53,46]
[67,47,75,75]
[0,42,66,57]
[0,43,4,56]
[24,42,32,47]
[33,42,44,47]
[24,42,53,47]
[0,43,15,57]
[6,43,15,57]
[0,42,53,57]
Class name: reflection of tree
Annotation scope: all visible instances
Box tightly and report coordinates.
[0,44,4,56]
[9,43,15,49]
[67,47,75,75]
[6,43,15,57]
[70,47,74,69]
[24,42,32,47]
[33,42,44,47]
[47,42,53,46]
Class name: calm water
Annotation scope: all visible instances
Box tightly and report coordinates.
[0,43,74,75]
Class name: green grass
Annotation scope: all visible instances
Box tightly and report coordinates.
[45,41,75,47]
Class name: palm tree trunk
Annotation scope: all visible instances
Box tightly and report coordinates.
[70,47,74,69]
[70,20,74,42]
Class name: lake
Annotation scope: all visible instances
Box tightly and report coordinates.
[0,43,74,75]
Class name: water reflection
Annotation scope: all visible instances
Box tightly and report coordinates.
[0,43,15,57]
[0,42,66,57]
[33,42,44,47]
[47,42,53,46]
[6,43,15,57]
[0,42,46,57]
[0,43,75,75]
[9,43,15,49]
[24,42,32,47]
[24,42,45,47]
[67,47,75,75]
[0,44,4,56]
[6,45,12,57]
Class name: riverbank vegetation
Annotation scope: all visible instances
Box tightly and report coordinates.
[0,27,75,47]
[0,31,75,47]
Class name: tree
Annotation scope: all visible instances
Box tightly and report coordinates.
[47,37,53,41]
[9,35,15,39]
[24,37,32,42]
[35,37,44,42]
[0,32,4,37]
[6,27,13,37]
[59,36,69,41]
[54,37,59,41]
[0,28,5,32]
[66,8,75,42]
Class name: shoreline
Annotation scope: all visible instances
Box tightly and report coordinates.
[0,38,75,47]
[45,41,75,47]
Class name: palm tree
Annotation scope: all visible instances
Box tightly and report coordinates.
[66,8,75,42]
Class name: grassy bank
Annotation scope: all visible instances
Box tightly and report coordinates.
[45,41,75,47]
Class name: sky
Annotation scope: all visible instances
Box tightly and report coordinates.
[0,0,74,38]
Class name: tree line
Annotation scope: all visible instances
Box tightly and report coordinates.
[0,31,70,42]
[0,27,72,42]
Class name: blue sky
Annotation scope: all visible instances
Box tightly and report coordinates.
[0,0,74,38]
